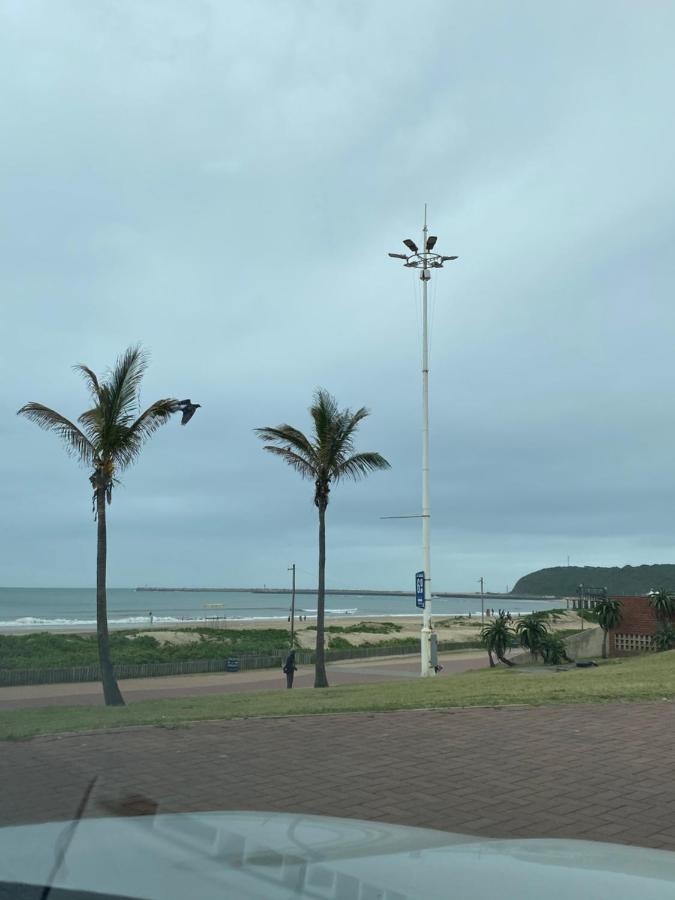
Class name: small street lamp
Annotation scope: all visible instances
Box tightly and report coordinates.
[288,563,296,647]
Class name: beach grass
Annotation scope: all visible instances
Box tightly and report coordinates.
[1,650,674,741]
[0,628,298,670]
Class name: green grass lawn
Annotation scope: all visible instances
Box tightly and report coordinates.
[1,651,674,741]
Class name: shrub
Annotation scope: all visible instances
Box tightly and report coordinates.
[539,633,570,665]
[653,626,675,652]
[516,615,549,658]
[649,590,675,625]
[307,621,402,634]
[577,608,599,623]
[480,611,516,666]
[327,636,353,649]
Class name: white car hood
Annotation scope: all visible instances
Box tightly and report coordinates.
[1,811,675,900]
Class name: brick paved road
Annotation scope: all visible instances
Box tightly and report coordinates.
[2,701,675,851]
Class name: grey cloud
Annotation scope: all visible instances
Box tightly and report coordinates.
[3,1,675,590]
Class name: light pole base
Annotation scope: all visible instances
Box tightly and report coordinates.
[420,626,436,678]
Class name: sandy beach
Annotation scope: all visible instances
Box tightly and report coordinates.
[128,610,585,649]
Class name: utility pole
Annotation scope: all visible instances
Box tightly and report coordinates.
[288,563,296,647]
[479,577,485,626]
[389,207,458,677]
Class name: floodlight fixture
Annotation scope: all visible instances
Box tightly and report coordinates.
[441,255,458,261]
[388,253,408,259]
[426,235,437,251]
[403,238,419,253]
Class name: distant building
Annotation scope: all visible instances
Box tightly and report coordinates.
[570,585,607,610]
[608,595,660,656]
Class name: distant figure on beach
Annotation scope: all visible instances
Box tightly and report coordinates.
[283,650,297,689]
[149,611,153,625]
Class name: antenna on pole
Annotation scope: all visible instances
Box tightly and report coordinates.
[387,211,458,678]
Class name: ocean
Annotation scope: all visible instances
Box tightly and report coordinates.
[0,587,561,632]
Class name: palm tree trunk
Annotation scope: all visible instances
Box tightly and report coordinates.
[96,488,125,706]
[602,628,608,659]
[487,650,495,667]
[497,653,515,667]
[314,501,329,688]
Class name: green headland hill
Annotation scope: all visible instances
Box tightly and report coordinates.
[512,564,675,597]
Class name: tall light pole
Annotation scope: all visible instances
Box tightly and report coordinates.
[479,577,485,626]
[389,207,458,677]
[288,563,296,647]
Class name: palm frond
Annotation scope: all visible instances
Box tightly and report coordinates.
[73,365,101,402]
[334,451,391,482]
[17,403,96,466]
[112,399,180,471]
[329,405,370,466]
[346,406,369,429]
[260,445,317,480]
[341,406,369,444]
[595,597,623,631]
[78,406,104,444]
[310,391,357,470]
[102,345,149,427]
[649,590,675,622]
[259,390,389,502]
[254,425,317,466]
[310,390,340,454]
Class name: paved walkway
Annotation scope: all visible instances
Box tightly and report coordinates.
[2,702,675,851]
[0,651,487,709]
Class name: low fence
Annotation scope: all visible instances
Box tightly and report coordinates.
[0,640,480,687]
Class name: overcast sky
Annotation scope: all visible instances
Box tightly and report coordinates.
[2,1,675,593]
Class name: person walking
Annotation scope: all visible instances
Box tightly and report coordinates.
[283,650,297,689]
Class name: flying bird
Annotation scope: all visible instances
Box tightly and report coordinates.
[177,399,201,425]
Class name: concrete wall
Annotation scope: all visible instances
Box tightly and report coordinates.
[563,626,603,660]
[508,626,602,664]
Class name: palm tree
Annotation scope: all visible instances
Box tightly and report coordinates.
[18,346,186,706]
[595,597,623,659]
[649,590,675,626]
[256,389,390,688]
[653,626,675,652]
[480,610,516,667]
[539,632,571,665]
[515,614,549,661]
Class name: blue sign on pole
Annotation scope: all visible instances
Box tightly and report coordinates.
[415,571,425,609]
